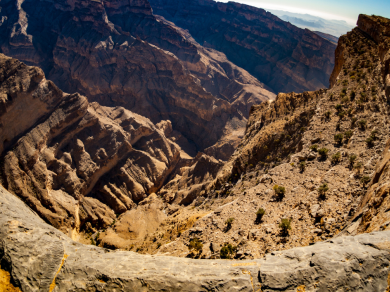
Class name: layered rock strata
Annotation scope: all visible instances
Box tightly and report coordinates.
[0,0,276,157]
[1,186,390,292]
[0,53,182,238]
[149,0,336,93]
[153,14,390,258]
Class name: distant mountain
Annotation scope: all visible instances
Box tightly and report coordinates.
[268,9,355,37]
[149,0,336,94]
[314,31,339,45]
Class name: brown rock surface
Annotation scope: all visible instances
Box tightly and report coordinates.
[149,0,336,93]
[141,15,390,259]
[0,53,182,239]
[0,0,275,159]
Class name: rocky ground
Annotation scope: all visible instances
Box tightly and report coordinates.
[130,14,390,259]
[1,10,390,291]
[1,186,390,291]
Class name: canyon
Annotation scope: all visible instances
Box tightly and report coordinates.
[0,0,390,290]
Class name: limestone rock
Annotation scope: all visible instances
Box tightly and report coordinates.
[1,186,390,291]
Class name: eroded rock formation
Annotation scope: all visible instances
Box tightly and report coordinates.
[0,0,276,158]
[0,53,183,239]
[149,0,336,93]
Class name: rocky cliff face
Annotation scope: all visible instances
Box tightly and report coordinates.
[0,0,275,158]
[1,186,390,292]
[146,14,390,259]
[0,53,185,240]
[149,0,336,94]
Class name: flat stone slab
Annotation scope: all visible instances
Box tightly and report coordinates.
[1,186,390,291]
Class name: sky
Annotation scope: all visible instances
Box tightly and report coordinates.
[218,0,390,25]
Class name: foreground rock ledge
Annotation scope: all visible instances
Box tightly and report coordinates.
[0,186,390,291]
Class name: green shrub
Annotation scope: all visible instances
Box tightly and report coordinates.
[331,152,341,164]
[358,119,367,129]
[370,130,378,139]
[279,218,292,235]
[256,208,265,222]
[341,96,349,104]
[366,136,374,147]
[273,185,286,199]
[225,218,235,230]
[325,111,331,119]
[318,148,329,158]
[351,117,358,127]
[334,133,344,144]
[335,104,343,111]
[189,237,203,253]
[344,130,353,140]
[318,183,329,199]
[310,144,319,152]
[338,111,346,119]
[349,154,357,167]
[299,161,306,172]
[361,176,370,188]
[354,161,363,171]
[220,243,237,259]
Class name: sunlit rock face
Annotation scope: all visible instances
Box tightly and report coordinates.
[149,0,336,93]
[0,0,275,158]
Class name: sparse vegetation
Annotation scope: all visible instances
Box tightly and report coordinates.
[220,243,237,259]
[318,183,329,199]
[273,185,286,200]
[299,161,306,172]
[225,218,235,230]
[334,133,343,144]
[310,144,319,152]
[358,119,367,130]
[189,237,203,254]
[324,111,331,119]
[331,152,341,164]
[349,154,357,168]
[279,218,292,236]
[366,136,374,147]
[256,208,265,222]
[361,176,371,188]
[344,130,353,141]
[318,148,329,159]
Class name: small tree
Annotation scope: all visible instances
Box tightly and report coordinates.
[344,130,353,140]
[299,161,306,172]
[220,243,237,259]
[361,176,370,188]
[189,237,203,254]
[370,130,378,139]
[331,152,341,164]
[279,218,292,236]
[358,119,367,130]
[366,136,374,147]
[318,183,329,199]
[349,154,357,168]
[318,148,329,159]
[351,117,358,127]
[354,161,364,176]
[310,144,319,152]
[334,133,344,144]
[256,208,265,223]
[273,185,286,200]
[225,218,234,231]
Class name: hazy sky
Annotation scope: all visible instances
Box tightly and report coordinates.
[218,0,390,25]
